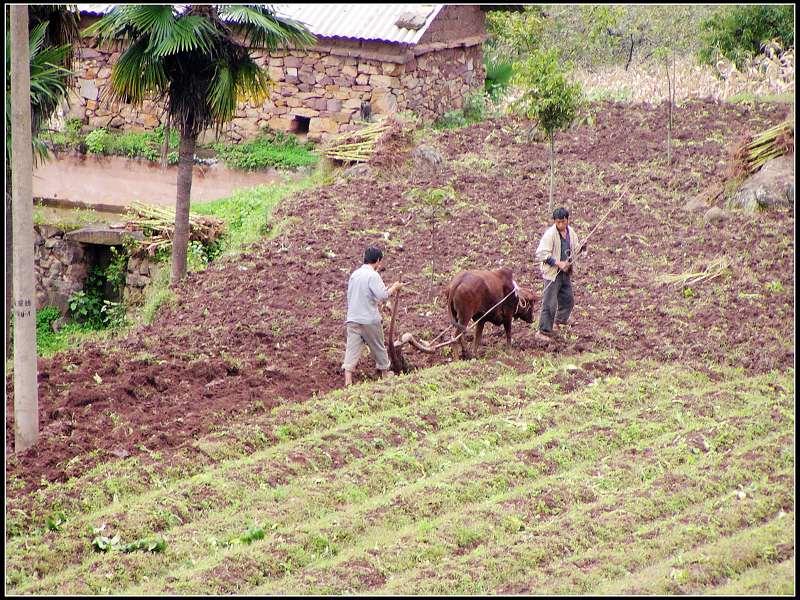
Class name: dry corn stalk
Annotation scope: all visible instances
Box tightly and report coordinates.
[656,256,731,287]
[731,118,794,178]
[124,201,226,256]
[323,119,392,163]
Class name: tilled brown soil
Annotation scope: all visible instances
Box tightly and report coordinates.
[6,100,794,500]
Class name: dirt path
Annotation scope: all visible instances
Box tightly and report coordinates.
[6,99,794,500]
[32,153,303,207]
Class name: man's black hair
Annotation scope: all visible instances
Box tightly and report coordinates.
[364,246,383,264]
[553,207,569,220]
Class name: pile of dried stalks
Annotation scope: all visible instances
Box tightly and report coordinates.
[323,119,393,163]
[124,201,226,256]
[730,118,794,179]
[656,256,731,287]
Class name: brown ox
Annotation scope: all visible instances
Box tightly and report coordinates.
[446,267,536,358]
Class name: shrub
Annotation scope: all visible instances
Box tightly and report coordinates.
[485,58,514,101]
[68,263,128,330]
[85,128,110,154]
[698,5,795,68]
[212,128,317,170]
[434,91,491,130]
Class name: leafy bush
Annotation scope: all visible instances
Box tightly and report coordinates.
[434,91,491,130]
[68,263,128,330]
[84,128,110,154]
[36,306,62,354]
[698,5,795,68]
[68,289,104,328]
[187,240,211,272]
[103,126,179,164]
[212,128,317,170]
[485,58,514,101]
[105,247,128,293]
[53,124,179,164]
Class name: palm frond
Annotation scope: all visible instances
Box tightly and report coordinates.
[217,4,316,49]
[107,37,168,104]
[82,4,140,44]
[149,15,219,57]
[208,62,236,120]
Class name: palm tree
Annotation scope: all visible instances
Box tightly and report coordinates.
[84,5,315,285]
[5,5,78,362]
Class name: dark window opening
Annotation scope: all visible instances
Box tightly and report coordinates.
[291,115,311,134]
[84,243,125,302]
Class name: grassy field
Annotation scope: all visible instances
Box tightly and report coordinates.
[6,351,794,594]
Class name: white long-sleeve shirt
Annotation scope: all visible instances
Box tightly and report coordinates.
[345,264,389,325]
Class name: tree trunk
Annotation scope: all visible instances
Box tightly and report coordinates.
[160,114,171,170]
[170,130,196,285]
[548,135,555,215]
[11,4,39,452]
[625,34,635,71]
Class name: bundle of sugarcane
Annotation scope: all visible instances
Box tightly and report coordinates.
[656,256,731,287]
[125,201,226,255]
[731,118,794,178]
[323,119,392,163]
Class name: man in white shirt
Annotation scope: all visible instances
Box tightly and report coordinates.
[343,246,403,386]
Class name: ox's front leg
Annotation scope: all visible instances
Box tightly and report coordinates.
[504,314,513,348]
[473,322,485,357]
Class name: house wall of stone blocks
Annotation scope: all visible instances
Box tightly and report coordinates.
[67,6,487,142]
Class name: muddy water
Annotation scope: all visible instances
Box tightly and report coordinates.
[32,153,305,208]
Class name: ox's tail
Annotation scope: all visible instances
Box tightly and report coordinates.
[447,283,468,334]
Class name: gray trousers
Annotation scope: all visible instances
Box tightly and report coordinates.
[342,322,390,371]
[539,272,574,333]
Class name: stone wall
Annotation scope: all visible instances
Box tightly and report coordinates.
[35,225,87,314]
[34,225,159,315]
[66,10,487,141]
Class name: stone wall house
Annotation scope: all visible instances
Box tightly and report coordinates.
[69,4,497,141]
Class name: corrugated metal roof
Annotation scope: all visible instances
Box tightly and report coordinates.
[272,4,442,44]
[78,4,443,44]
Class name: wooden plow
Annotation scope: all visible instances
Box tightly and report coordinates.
[386,289,464,374]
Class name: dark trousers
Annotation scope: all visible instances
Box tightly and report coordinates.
[539,272,574,333]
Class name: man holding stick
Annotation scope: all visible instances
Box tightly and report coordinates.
[534,207,582,343]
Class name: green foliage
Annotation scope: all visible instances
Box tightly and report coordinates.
[141,288,176,325]
[511,48,583,139]
[91,525,165,554]
[84,127,109,154]
[484,58,514,102]
[105,125,179,163]
[698,5,795,68]
[434,92,491,130]
[68,263,128,330]
[65,117,82,135]
[191,175,318,255]
[211,128,317,170]
[69,125,179,164]
[187,240,212,272]
[36,306,62,354]
[35,306,93,357]
[105,246,128,293]
[6,19,74,166]
[45,511,67,532]
[68,289,104,328]
[486,5,715,71]
[765,280,784,294]
[485,6,545,61]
